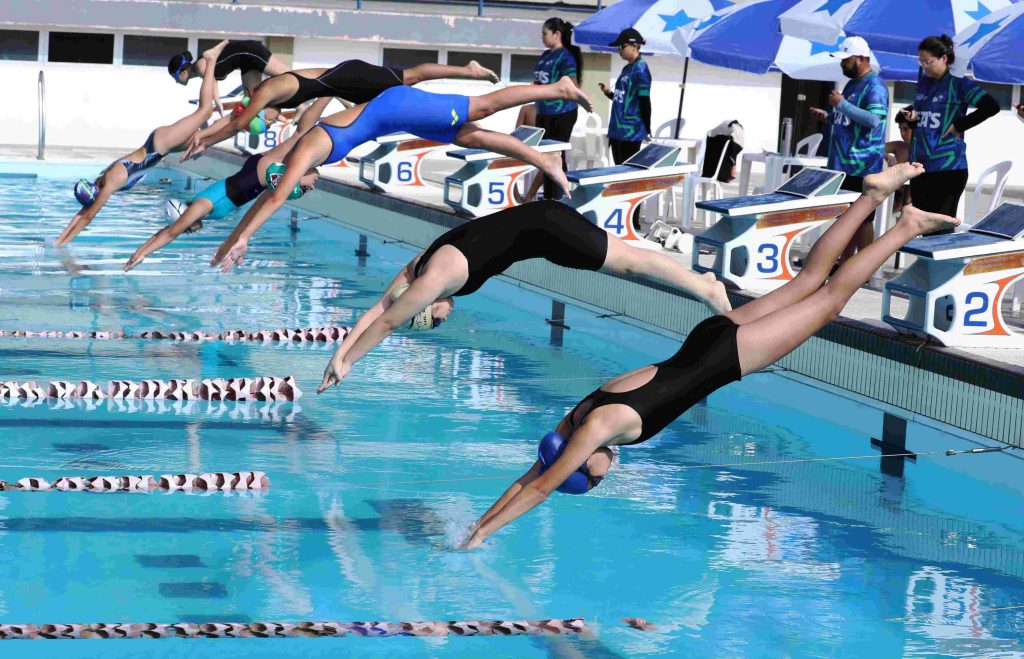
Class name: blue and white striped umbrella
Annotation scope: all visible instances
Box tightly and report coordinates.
[778,0,1016,56]
[574,0,733,54]
[953,2,1024,83]
[688,0,918,79]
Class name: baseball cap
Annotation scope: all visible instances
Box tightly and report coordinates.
[830,36,873,59]
[610,28,645,47]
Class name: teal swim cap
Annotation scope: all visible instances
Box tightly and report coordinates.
[248,111,267,135]
[265,163,307,200]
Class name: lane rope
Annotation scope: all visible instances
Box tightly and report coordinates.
[0,471,268,493]
[0,326,349,344]
[0,376,302,402]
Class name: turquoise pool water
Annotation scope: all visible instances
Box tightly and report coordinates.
[0,164,1022,657]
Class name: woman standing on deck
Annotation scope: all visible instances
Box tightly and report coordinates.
[459,164,958,548]
[599,28,652,165]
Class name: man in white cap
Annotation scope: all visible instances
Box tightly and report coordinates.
[810,36,889,260]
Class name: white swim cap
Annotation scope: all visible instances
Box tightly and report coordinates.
[390,284,436,332]
[165,199,187,221]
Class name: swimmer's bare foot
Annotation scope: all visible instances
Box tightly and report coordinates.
[863,162,924,204]
[898,204,960,236]
[467,60,500,84]
[702,271,732,314]
[555,76,593,113]
[203,39,229,61]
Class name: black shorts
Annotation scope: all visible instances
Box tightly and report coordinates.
[214,41,272,80]
[609,138,643,165]
[909,169,968,235]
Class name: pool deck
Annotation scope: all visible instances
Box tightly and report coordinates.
[4,144,1023,447]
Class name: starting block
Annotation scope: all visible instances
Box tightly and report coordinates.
[567,143,695,241]
[882,203,1024,347]
[692,168,858,292]
[443,126,570,217]
[359,132,450,193]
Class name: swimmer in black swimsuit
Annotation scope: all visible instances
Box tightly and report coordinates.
[55,41,227,247]
[182,57,501,161]
[123,96,332,271]
[168,40,290,97]
[209,77,593,271]
[461,163,959,549]
[314,199,731,393]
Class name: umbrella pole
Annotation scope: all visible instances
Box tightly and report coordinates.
[674,57,690,139]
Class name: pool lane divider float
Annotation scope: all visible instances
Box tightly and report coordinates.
[0,376,301,402]
[0,471,268,493]
[0,618,586,639]
[0,326,349,344]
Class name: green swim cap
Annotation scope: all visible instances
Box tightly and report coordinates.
[265,162,306,200]
[234,97,267,135]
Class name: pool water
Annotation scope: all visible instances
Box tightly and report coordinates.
[0,165,1022,657]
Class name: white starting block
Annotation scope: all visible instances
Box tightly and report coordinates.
[233,116,296,156]
[692,168,858,292]
[358,132,450,193]
[882,203,1024,348]
[443,126,570,217]
[566,143,696,241]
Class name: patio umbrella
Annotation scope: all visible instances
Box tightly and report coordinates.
[778,0,1016,56]
[952,2,1024,83]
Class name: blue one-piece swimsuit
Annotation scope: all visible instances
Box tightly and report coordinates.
[316,86,470,165]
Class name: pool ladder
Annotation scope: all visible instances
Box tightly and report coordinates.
[37,70,45,160]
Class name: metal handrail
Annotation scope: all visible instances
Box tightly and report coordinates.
[37,70,45,160]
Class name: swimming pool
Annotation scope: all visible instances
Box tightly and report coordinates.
[0,164,1022,657]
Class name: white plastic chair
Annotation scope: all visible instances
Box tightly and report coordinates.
[653,118,686,139]
[780,133,824,179]
[965,160,1012,227]
[678,138,730,229]
[579,113,608,169]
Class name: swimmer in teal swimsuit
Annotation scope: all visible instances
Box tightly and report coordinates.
[210,76,593,271]
[123,96,332,271]
[462,164,958,549]
[55,41,227,247]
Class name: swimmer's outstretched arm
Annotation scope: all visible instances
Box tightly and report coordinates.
[318,270,450,392]
[55,183,116,247]
[468,461,544,534]
[210,135,328,270]
[124,198,214,271]
[183,80,281,160]
[462,420,612,550]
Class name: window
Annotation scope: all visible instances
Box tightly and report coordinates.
[124,35,188,67]
[510,54,537,83]
[978,82,1013,109]
[383,48,437,70]
[0,30,38,61]
[447,50,501,77]
[48,32,113,64]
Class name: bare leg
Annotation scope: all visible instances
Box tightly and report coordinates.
[603,238,732,314]
[403,61,499,85]
[468,76,592,117]
[455,124,570,198]
[725,163,925,326]
[262,55,291,77]
[735,205,958,375]
[152,44,223,153]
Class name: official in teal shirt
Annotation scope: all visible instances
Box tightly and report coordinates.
[531,17,584,199]
[600,28,653,165]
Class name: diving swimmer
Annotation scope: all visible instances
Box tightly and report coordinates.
[460,163,958,549]
[56,41,227,247]
[182,57,501,161]
[168,39,290,98]
[122,96,332,271]
[209,76,593,271]
[314,200,731,393]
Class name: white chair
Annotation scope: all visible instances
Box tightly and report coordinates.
[653,118,686,140]
[678,138,730,230]
[965,160,1012,227]
[780,133,824,179]
[578,113,608,170]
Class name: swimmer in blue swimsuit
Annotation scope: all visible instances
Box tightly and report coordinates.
[55,41,228,247]
[183,57,501,161]
[461,164,959,549]
[123,96,331,271]
[211,76,593,270]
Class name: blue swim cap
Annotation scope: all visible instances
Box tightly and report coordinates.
[537,431,594,495]
[266,163,307,200]
[74,179,98,207]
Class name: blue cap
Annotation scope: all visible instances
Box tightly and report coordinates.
[74,179,98,207]
[537,431,593,495]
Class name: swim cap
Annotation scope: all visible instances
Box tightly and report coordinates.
[537,431,594,495]
[390,284,439,331]
[165,199,187,221]
[74,179,98,207]
[248,111,268,135]
[265,163,307,200]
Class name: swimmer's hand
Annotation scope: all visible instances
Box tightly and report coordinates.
[459,533,484,550]
[211,237,248,272]
[123,252,143,272]
[181,134,206,161]
[317,356,351,393]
